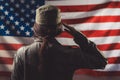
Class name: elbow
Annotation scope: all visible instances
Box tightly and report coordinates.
[102,60,108,69]
[98,59,108,69]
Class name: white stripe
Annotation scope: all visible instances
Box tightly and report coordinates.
[0,36,34,44]
[0,50,15,58]
[0,64,120,72]
[61,8,120,19]
[89,36,120,45]
[56,36,120,45]
[0,64,12,72]
[70,22,120,31]
[95,64,120,71]
[102,50,120,58]
[45,0,120,5]
[0,50,119,59]
[73,75,120,80]
[0,36,119,46]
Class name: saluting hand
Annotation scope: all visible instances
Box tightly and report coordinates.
[62,23,89,46]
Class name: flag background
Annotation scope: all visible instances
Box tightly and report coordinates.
[0,0,120,80]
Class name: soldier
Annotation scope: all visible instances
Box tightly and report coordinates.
[11,5,107,80]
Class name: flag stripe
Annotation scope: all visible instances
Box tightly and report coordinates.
[61,9,120,19]
[45,0,119,6]
[74,69,120,77]
[57,2,120,12]
[56,36,120,45]
[0,42,120,51]
[71,22,120,31]
[0,57,13,64]
[58,30,120,37]
[0,50,15,58]
[97,43,120,51]
[0,64,120,76]
[0,44,24,50]
[0,36,33,45]
[1,64,120,72]
[62,16,120,24]
[1,71,120,77]
[108,57,120,64]
[0,36,120,46]
[0,64,12,72]
[0,71,11,77]
[1,56,120,65]
[1,50,120,59]
[102,50,120,58]
[73,75,120,80]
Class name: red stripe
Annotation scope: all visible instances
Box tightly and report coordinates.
[0,71,11,77]
[82,30,120,37]
[97,43,120,51]
[75,69,120,76]
[62,16,120,24]
[0,56,120,65]
[0,57,13,64]
[58,30,120,38]
[63,43,120,51]
[1,70,120,77]
[0,43,120,51]
[108,57,120,64]
[0,44,24,50]
[57,2,120,12]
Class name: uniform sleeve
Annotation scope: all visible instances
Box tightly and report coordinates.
[72,31,107,69]
[11,47,25,80]
[76,41,107,69]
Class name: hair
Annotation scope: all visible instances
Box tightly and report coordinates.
[33,23,62,39]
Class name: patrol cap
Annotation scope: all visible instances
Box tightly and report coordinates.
[35,5,61,25]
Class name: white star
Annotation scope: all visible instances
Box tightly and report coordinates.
[11,0,14,3]
[12,25,15,30]
[26,4,30,8]
[20,18,24,21]
[31,19,34,22]
[9,16,14,20]
[17,30,20,35]
[0,5,4,10]
[31,0,35,4]
[16,4,20,8]
[15,13,19,16]
[5,30,10,34]
[0,16,5,20]
[36,5,40,8]
[6,20,10,25]
[31,9,35,14]
[21,0,25,3]
[20,26,25,31]
[0,25,5,29]
[25,31,30,36]
[4,10,9,15]
[10,8,14,11]
[26,22,30,26]
[21,9,25,13]
[31,27,33,31]
[26,14,30,17]
[15,21,19,25]
[5,3,9,6]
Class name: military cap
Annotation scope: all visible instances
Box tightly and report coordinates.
[35,5,61,25]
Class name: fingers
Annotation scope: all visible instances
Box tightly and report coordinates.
[64,29,73,35]
[62,22,73,31]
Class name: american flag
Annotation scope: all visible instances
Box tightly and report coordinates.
[0,0,44,79]
[0,0,120,80]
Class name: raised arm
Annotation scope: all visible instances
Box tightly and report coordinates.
[62,23,107,69]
